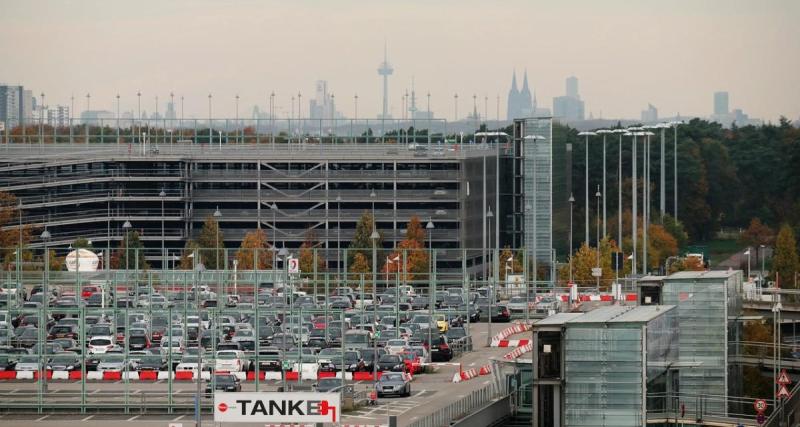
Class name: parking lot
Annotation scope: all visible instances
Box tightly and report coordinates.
[0,274,539,425]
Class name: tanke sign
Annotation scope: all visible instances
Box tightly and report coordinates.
[214,392,340,423]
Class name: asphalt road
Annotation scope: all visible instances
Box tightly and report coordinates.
[0,321,523,427]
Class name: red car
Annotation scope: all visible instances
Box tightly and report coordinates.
[81,286,100,299]
[400,351,423,374]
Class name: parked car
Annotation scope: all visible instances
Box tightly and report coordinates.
[205,373,241,395]
[46,353,82,371]
[490,305,511,323]
[377,354,406,372]
[214,350,248,372]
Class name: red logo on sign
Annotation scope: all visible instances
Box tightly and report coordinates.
[217,402,228,412]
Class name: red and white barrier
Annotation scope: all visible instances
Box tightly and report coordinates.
[490,322,532,346]
[503,342,534,360]
[492,339,530,348]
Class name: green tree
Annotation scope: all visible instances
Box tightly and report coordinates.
[111,231,149,270]
[348,211,382,266]
[197,215,225,270]
[773,224,799,288]
[72,237,94,250]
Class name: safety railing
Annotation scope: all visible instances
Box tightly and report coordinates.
[406,383,499,427]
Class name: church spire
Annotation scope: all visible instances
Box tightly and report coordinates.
[511,70,519,92]
[521,69,530,93]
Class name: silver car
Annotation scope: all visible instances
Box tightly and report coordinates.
[15,355,41,371]
[97,354,135,372]
[376,372,411,397]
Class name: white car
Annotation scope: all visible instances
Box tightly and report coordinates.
[160,337,184,356]
[507,296,534,313]
[88,336,118,354]
[97,355,135,373]
[385,339,408,356]
[175,355,207,373]
[15,355,41,371]
[185,316,200,328]
[214,350,248,372]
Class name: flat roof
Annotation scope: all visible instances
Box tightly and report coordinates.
[665,270,742,280]
[534,312,584,326]
[565,305,674,325]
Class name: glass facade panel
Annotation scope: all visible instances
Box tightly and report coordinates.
[521,118,552,267]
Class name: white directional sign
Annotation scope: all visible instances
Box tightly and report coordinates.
[591,267,602,277]
[214,392,340,424]
[288,257,300,274]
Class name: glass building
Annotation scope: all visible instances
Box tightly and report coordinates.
[661,270,743,416]
[563,305,678,427]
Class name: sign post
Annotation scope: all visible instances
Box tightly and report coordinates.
[288,257,300,274]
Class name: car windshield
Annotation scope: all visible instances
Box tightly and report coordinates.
[19,356,39,363]
[387,340,405,346]
[141,356,162,364]
[104,355,125,363]
[181,356,199,363]
[214,375,235,384]
[90,339,112,346]
[382,373,404,381]
[50,354,77,362]
[379,355,400,363]
[216,352,237,359]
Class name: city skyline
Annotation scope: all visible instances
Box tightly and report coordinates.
[1,0,798,122]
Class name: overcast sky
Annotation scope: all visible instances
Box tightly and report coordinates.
[1,0,798,122]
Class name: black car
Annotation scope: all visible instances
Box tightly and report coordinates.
[377,354,405,372]
[205,374,241,396]
[358,348,386,372]
[307,336,329,350]
[136,355,167,372]
[430,335,453,362]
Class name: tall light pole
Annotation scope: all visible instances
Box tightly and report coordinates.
[578,132,596,245]
[122,220,132,281]
[595,186,602,288]
[160,188,166,271]
[426,219,434,353]
[235,94,240,144]
[208,94,213,145]
[569,194,575,283]
[616,129,628,251]
[486,206,493,346]
[670,121,682,221]
[596,130,612,238]
[370,226,379,379]
[270,91,275,147]
[40,228,51,395]
[627,129,643,276]
[115,93,120,145]
[453,93,458,122]
[657,123,667,222]
[214,206,222,270]
[642,130,655,274]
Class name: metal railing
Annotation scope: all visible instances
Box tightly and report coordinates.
[406,384,499,427]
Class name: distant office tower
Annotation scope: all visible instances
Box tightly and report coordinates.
[377,44,393,119]
[165,101,176,121]
[713,91,729,115]
[46,105,70,127]
[641,103,658,123]
[309,80,337,120]
[80,110,115,125]
[0,85,36,128]
[566,76,578,99]
[552,76,585,121]
[506,70,536,120]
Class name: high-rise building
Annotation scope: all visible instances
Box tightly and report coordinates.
[0,85,35,128]
[552,76,585,121]
[565,76,578,99]
[165,101,176,121]
[641,103,658,123]
[309,80,337,120]
[46,105,70,127]
[713,91,729,115]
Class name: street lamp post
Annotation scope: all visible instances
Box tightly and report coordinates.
[370,227,379,379]
[569,194,575,283]
[596,130,612,238]
[40,229,51,395]
[578,132,596,245]
[122,220,132,283]
[214,207,222,271]
[426,219,435,354]
[160,188,166,271]
[616,130,628,252]
[336,195,342,284]
[486,206,494,346]
[671,121,682,221]
[595,187,602,288]
[744,248,751,280]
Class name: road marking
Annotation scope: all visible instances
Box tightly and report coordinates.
[127,415,140,421]
[172,415,184,421]
[81,415,93,421]
[483,380,490,384]
[90,389,101,394]
[469,362,476,366]
[35,415,49,421]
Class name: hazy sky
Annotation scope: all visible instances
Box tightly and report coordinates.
[2,0,798,122]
